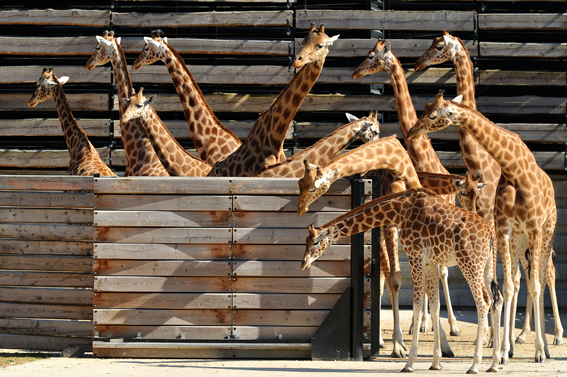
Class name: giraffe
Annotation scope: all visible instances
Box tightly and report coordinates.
[302,188,503,374]
[27,68,116,177]
[120,88,211,177]
[407,90,556,364]
[206,24,339,177]
[132,30,241,166]
[253,112,380,178]
[352,39,461,341]
[85,30,168,177]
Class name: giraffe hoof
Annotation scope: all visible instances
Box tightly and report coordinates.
[401,367,414,373]
[534,355,545,363]
[391,350,404,358]
[450,330,461,337]
[553,337,563,346]
[545,350,550,359]
[429,365,442,371]
[500,357,508,365]
[466,367,479,374]
[486,366,499,373]
[487,339,494,348]
[379,341,387,349]
[515,336,526,345]
[508,350,513,359]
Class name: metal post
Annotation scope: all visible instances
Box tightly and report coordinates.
[370,175,382,358]
[350,176,365,361]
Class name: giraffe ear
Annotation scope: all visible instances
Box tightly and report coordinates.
[453,179,464,189]
[452,94,463,104]
[122,98,130,105]
[345,113,359,123]
[115,37,121,45]
[96,35,112,47]
[163,37,168,44]
[326,34,340,46]
[478,183,488,191]
[58,76,70,85]
[384,42,391,54]
[145,94,157,106]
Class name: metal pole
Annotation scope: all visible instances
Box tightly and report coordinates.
[350,176,365,361]
[370,175,382,358]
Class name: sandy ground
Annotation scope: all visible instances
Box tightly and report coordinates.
[2,309,566,377]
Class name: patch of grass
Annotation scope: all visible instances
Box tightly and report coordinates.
[0,352,51,368]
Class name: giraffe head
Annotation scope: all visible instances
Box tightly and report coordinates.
[86,30,121,70]
[293,23,339,69]
[414,30,464,71]
[297,159,337,216]
[352,39,395,79]
[132,29,169,70]
[455,173,487,213]
[345,111,381,143]
[406,89,464,140]
[301,224,332,270]
[27,68,69,107]
[120,87,156,124]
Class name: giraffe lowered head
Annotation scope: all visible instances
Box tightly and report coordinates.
[293,23,339,69]
[120,87,156,124]
[301,224,332,270]
[414,30,464,71]
[297,159,337,216]
[27,68,69,107]
[132,29,169,70]
[345,111,381,143]
[352,39,395,79]
[86,30,120,70]
[406,89,464,140]
[455,173,487,213]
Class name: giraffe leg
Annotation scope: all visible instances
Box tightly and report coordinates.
[547,252,564,346]
[487,257,503,373]
[466,277,489,374]
[426,265,443,371]
[516,258,531,344]
[526,230,546,363]
[402,257,424,373]
[439,265,460,336]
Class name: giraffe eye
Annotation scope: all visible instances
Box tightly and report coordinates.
[429,114,436,120]
[96,45,101,50]
[317,44,325,49]
[368,53,374,59]
[436,45,444,51]
[144,45,149,51]
[136,104,144,108]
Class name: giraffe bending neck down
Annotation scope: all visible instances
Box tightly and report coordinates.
[27,68,116,177]
[408,90,557,364]
[132,30,241,166]
[86,30,168,177]
[207,24,339,177]
[302,188,502,374]
[253,112,380,178]
[120,88,211,177]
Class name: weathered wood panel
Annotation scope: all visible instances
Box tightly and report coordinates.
[0,240,92,256]
[232,227,366,245]
[232,244,354,261]
[231,211,349,228]
[233,293,341,309]
[0,287,92,305]
[94,276,230,293]
[94,243,231,260]
[0,255,92,272]
[94,260,231,276]
[0,318,92,337]
[233,310,329,326]
[232,277,350,294]
[479,13,567,30]
[0,149,108,169]
[0,271,92,287]
[0,208,92,224]
[0,303,92,320]
[0,93,109,110]
[93,325,230,340]
[233,326,317,341]
[480,42,567,58]
[94,210,231,227]
[0,175,93,191]
[0,334,92,351]
[233,261,351,277]
[93,227,231,244]
[0,9,110,26]
[233,195,351,212]
[93,309,230,325]
[0,224,92,241]
[94,194,232,211]
[94,293,231,309]
[0,66,111,84]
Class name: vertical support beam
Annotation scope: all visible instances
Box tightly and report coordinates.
[350,176,365,361]
[370,175,382,358]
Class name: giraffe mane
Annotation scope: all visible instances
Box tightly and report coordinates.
[416,171,465,181]
[115,41,136,97]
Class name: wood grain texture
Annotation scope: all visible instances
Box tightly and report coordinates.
[93,309,230,325]
[0,9,110,26]
[94,276,230,293]
[94,293,231,309]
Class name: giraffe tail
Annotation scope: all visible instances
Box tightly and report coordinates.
[490,280,501,311]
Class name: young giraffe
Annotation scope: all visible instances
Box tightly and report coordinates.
[407,90,556,364]
[353,39,461,342]
[253,112,380,178]
[27,68,116,177]
[85,30,168,177]
[206,24,339,177]
[302,188,503,374]
[132,30,241,166]
[120,88,211,177]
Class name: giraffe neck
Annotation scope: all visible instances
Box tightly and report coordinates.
[163,47,241,165]
[109,44,134,114]
[138,110,211,177]
[386,59,447,175]
[453,53,476,109]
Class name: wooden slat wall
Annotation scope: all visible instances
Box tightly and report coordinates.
[0,176,93,350]
[92,177,371,356]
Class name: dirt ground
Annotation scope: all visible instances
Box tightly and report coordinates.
[2,309,566,376]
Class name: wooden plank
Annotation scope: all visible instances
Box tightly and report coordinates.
[231,211,351,228]
[233,227,369,245]
[94,276,230,293]
[480,42,567,58]
[233,261,351,277]
[0,66,111,85]
[233,277,350,294]
[0,287,92,305]
[0,148,109,168]
[0,208,92,224]
[115,0,296,3]
[233,293,340,310]
[0,224,92,241]
[113,10,293,27]
[0,303,92,320]
[94,227,231,244]
[94,260,231,276]
[93,309,230,325]
[296,10,475,31]
[94,194,232,211]
[0,240,92,256]
[0,93,109,111]
[232,244,355,261]
[94,243,231,260]
[0,255,92,272]
[477,96,566,115]
[0,118,112,138]
[0,9,110,26]
[479,13,567,30]
[93,210,231,227]
[233,326,317,341]
[94,293,231,309]
[0,334,91,352]
[93,325,230,340]
[0,271,92,288]
[233,195,352,212]
[232,310,328,326]
[0,175,93,191]
[0,318,92,337]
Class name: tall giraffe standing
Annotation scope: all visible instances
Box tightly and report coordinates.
[86,30,168,177]
[407,90,556,363]
[120,88,211,176]
[207,24,339,177]
[132,30,241,166]
[352,40,461,347]
[253,112,379,178]
[302,188,502,374]
[27,68,116,177]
